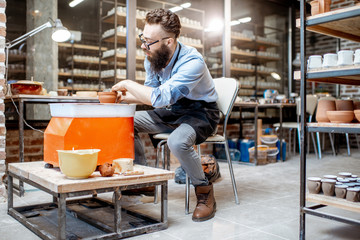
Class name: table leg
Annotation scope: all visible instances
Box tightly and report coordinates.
[114,189,122,233]
[254,106,258,165]
[19,99,24,196]
[161,182,168,223]
[280,106,283,161]
[7,175,13,210]
[58,194,66,240]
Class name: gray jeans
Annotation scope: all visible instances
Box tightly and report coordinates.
[134,111,208,186]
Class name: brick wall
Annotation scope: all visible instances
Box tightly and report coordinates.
[0,0,6,202]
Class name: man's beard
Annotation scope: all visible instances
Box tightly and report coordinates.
[146,43,172,74]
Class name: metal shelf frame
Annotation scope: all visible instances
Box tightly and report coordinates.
[299,1,360,239]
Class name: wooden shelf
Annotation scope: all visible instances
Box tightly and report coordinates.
[72,59,108,65]
[101,75,145,82]
[307,122,360,134]
[255,39,280,48]
[59,87,100,91]
[103,54,145,62]
[58,72,99,79]
[296,5,360,42]
[8,69,25,74]
[307,193,360,213]
[8,54,26,62]
[294,67,360,85]
[231,36,255,49]
[58,43,107,51]
[102,32,142,45]
[102,12,203,36]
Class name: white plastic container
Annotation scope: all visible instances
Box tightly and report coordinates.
[49,103,136,118]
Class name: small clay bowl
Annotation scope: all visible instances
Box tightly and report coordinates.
[326,111,354,123]
[98,91,118,103]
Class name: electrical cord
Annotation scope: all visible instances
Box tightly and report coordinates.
[9,95,45,134]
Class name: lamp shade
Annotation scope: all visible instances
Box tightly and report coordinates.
[51,19,71,42]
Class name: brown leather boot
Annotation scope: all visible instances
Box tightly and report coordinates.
[192,183,216,222]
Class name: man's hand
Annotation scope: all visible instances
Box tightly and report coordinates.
[112,80,130,93]
[111,79,153,106]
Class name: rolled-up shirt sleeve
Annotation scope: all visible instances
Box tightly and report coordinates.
[151,58,205,108]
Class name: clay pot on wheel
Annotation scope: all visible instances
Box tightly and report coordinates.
[335,99,354,111]
[316,99,335,122]
[98,91,118,103]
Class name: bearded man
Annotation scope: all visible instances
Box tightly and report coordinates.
[112,8,219,222]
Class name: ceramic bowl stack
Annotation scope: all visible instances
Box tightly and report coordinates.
[307,172,360,202]
[317,99,360,123]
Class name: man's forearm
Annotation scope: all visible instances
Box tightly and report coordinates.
[123,80,152,105]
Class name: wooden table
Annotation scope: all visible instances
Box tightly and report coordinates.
[234,102,296,164]
[7,161,174,240]
[5,95,100,195]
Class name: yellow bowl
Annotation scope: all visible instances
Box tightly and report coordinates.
[57,149,100,179]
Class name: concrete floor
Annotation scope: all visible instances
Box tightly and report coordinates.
[1,151,360,240]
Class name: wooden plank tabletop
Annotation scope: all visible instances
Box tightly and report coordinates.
[8,161,174,193]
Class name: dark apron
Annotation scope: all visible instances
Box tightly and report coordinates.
[147,44,220,144]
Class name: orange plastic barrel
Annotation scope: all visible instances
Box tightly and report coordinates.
[44,117,134,167]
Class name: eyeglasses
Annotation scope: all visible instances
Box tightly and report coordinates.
[138,33,171,50]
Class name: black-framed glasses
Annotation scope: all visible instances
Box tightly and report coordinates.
[138,33,170,50]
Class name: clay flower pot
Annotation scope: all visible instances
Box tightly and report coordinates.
[316,99,335,122]
[98,91,118,103]
[326,110,354,123]
[335,99,354,111]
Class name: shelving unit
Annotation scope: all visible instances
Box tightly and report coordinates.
[58,42,108,91]
[7,52,26,81]
[298,2,360,239]
[207,23,283,99]
[99,0,205,89]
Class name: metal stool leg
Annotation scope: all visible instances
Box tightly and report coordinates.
[154,140,167,204]
[224,142,240,204]
[185,173,190,215]
[310,132,318,159]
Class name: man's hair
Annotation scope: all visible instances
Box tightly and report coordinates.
[145,8,181,39]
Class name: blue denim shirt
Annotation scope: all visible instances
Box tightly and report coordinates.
[144,42,218,108]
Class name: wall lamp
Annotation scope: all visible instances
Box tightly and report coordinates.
[5,18,71,83]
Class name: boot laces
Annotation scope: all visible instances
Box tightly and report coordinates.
[197,193,209,205]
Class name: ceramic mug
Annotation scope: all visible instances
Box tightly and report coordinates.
[307,55,322,70]
[338,172,352,178]
[321,179,336,196]
[337,50,354,66]
[354,49,360,65]
[335,185,347,198]
[307,177,322,194]
[322,53,338,68]
[346,188,360,202]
